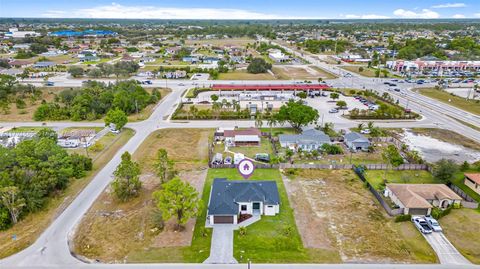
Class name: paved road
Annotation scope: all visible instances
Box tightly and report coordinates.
[424,232,472,265]
[204,225,237,264]
[2,45,480,268]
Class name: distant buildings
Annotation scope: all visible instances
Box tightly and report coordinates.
[386,59,480,72]
[49,29,117,37]
[4,28,40,38]
[268,49,289,63]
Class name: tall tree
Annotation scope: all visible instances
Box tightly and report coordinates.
[105,108,128,131]
[154,149,176,184]
[152,177,202,230]
[433,159,458,183]
[36,128,58,143]
[382,145,404,179]
[274,100,319,132]
[111,152,141,202]
[0,186,26,224]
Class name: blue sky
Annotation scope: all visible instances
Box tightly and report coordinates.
[1,0,480,19]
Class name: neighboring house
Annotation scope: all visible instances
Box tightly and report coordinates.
[268,49,289,63]
[207,178,280,224]
[214,127,235,141]
[344,132,370,151]
[8,60,32,68]
[224,128,262,147]
[182,56,199,63]
[164,70,187,79]
[385,184,462,215]
[464,173,480,195]
[278,129,331,152]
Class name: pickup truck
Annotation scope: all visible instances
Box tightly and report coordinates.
[412,216,433,234]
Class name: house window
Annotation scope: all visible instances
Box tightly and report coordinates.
[241,205,247,211]
[267,205,273,208]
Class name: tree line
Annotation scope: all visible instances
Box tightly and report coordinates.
[34,80,161,121]
[0,129,92,230]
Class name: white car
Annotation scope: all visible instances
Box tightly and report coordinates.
[425,216,443,232]
[412,216,433,234]
[328,108,338,113]
[360,129,371,134]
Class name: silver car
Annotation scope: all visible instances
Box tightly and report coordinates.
[425,216,443,232]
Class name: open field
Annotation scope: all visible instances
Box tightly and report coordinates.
[441,208,480,264]
[218,70,276,80]
[416,88,480,116]
[0,128,134,259]
[410,128,480,151]
[73,129,213,262]
[341,66,393,78]
[0,87,67,122]
[6,126,51,133]
[283,169,437,263]
[363,170,438,190]
[273,66,334,80]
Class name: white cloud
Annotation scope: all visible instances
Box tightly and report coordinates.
[393,9,440,19]
[431,3,466,8]
[344,14,390,19]
[41,3,306,20]
[452,14,466,18]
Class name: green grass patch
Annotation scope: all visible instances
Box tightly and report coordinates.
[7,126,51,133]
[364,170,438,190]
[451,171,480,203]
[417,88,480,116]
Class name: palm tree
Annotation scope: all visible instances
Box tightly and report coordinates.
[357,123,364,131]
[367,121,375,131]
[189,105,198,120]
[212,102,221,120]
[267,117,277,136]
[255,113,263,128]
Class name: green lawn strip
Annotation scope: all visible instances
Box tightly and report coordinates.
[364,170,438,190]
[229,138,273,159]
[7,126,51,133]
[417,88,480,116]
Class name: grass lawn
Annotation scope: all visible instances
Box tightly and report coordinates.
[441,208,480,264]
[417,87,480,116]
[311,66,338,79]
[364,170,438,190]
[0,128,134,259]
[284,169,437,263]
[218,70,276,80]
[206,169,339,263]
[229,137,274,159]
[185,38,255,46]
[259,127,297,137]
[451,171,480,202]
[272,66,333,80]
[7,126,51,133]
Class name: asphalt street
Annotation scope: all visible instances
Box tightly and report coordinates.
[1,45,480,268]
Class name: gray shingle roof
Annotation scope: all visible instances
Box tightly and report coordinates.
[344,132,369,143]
[279,129,330,145]
[208,178,280,215]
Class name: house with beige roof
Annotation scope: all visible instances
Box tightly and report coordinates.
[384,184,462,216]
[464,173,480,195]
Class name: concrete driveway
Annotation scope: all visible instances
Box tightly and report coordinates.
[423,232,471,265]
[203,225,238,264]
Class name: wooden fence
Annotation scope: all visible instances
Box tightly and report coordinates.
[448,183,479,209]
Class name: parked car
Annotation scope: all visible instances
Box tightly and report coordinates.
[142,80,153,85]
[393,88,401,92]
[412,216,433,234]
[211,153,223,165]
[360,129,371,134]
[255,153,270,163]
[425,216,442,232]
[45,81,55,86]
[328,108,338,113]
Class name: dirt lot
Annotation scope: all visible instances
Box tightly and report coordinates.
[273,65,335,80]
[283,169,437,263]
[73,129,212,262]
[410,128,480,151]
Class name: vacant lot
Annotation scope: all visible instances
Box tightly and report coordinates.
[128,88,171,122]
[273,66,334,80]
[0,87,66,122]
[364,170,438,190]
[0,128,134,259]
[283,169,437,263]
[218,70,276,80]
[73,129,213,263]
[441,209,480,264]
[185,38,255,47]
[417,88,480,116]
[410,128,480,151]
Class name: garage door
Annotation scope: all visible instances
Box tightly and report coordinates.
[214,216,234,224]
[409,208,429,215]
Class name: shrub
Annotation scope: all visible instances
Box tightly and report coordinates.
[239,226,247,236]
[199,227,209,237]
[431,206,453,220]
[89,142,105,152]
[395,214,412,222]
[151,209,165,230]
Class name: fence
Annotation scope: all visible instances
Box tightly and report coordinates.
[210,163,279,169]
[448,183,479,209]
[280,163,353,170]
[353,165,403,216]
[362,163,429,171]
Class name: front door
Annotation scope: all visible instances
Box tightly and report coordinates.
[252,202,260,215]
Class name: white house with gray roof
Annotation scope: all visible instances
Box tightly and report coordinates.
[207,178,280,224]
[278,129,331,152]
